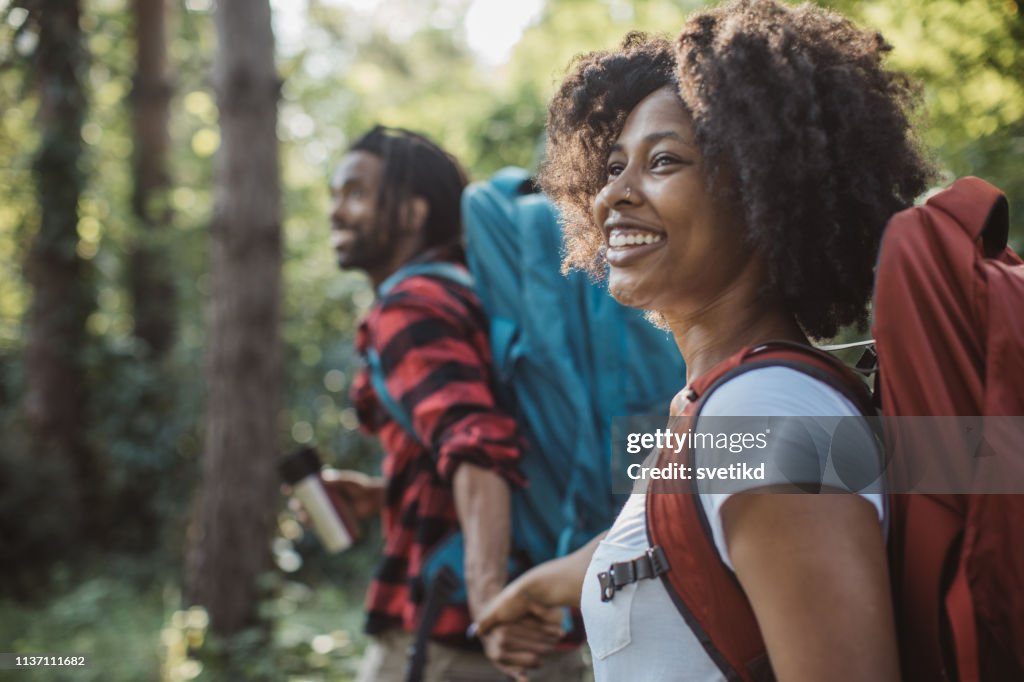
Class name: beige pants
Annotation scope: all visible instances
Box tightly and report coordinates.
[355,629,586,682]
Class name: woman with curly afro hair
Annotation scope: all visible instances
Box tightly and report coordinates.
[474,2,934,681]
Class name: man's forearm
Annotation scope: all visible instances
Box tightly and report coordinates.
[452,463,511,619]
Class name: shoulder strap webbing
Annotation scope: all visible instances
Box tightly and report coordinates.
[646,342,873,682]
[376,261,474,298]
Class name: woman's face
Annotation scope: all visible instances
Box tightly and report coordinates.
[592,86,749,316]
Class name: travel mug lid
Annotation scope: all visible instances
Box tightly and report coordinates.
[278,446,323,485]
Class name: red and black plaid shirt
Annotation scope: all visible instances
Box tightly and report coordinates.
[351,249,525,644]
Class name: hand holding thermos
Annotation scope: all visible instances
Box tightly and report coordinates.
[279,447,384,553]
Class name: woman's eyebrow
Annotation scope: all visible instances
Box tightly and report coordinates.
[645,130,693,147]
[609,130,694,154]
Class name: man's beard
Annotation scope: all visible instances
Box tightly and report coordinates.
[334,224,396,274]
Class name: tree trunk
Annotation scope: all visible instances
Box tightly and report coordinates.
[22,0,94,533]
[129,0,176,357]
[184,0,282,637]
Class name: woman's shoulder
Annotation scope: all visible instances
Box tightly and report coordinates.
[701,365,865,418]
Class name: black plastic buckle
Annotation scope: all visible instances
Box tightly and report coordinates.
[647,545,669,576]
[598,570,616,602]
[598,546,671,603]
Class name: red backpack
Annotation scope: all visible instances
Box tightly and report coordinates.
[875,177,1024,682]
[644,177,1024,681]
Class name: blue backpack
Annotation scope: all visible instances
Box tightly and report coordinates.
[370,167,685,602]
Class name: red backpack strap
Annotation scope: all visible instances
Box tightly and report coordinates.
[718,342,874,414]
[646,342,873,682]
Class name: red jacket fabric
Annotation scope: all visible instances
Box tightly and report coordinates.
[352,250,524,644]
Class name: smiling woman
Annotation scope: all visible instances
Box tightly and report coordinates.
[592,88,752,318]
[473,3,936,681]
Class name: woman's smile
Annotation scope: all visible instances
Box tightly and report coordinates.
[604,222,667,266]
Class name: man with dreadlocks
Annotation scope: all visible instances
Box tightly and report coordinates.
[323,126,579,681]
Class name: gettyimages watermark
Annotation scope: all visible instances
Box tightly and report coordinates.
[623,426,771,483]
[612,415,1024,495]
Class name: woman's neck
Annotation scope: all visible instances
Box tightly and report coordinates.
[663,277,808,383]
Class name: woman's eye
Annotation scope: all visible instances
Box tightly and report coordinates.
[652,154,677,169]
[606,163,624,178]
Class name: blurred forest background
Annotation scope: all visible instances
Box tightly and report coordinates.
[0,0,1021,679]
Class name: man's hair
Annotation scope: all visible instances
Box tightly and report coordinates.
[540,1,936,339]
[348,125,467,251]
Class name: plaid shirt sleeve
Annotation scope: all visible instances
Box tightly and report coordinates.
[367,276,526,486]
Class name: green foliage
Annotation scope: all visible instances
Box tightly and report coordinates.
[0,557,167,681]
[0,0,209,589]
[0,557,373,681]
[163,576,369,682]
[82,338,204,551]
[838,0,1024,243]
[0,410,79,594]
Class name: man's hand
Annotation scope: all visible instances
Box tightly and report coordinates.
[470,578,564,680]
[320,469,385,518]
[284,469,385,521]
[473,575,563,638]
[471,531,607,677]
[479,617,564,681]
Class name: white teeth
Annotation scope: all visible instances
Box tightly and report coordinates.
[609,231,664,247]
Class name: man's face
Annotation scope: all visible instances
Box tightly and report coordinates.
[329,151,394,273]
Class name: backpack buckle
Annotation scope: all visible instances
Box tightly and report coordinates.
[598,547,671,603]
[598,570,616,602]
[647,545,670,576]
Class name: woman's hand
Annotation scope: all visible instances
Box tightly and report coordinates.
[477,607,565,681]
[473,532,606,678]
[474,577,564,638]
[474,530,606,637]
[472,578,566,682]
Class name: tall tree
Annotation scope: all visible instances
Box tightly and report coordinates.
[129,0,176,357]
[185,0,282,636]
[20,0,95,532]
